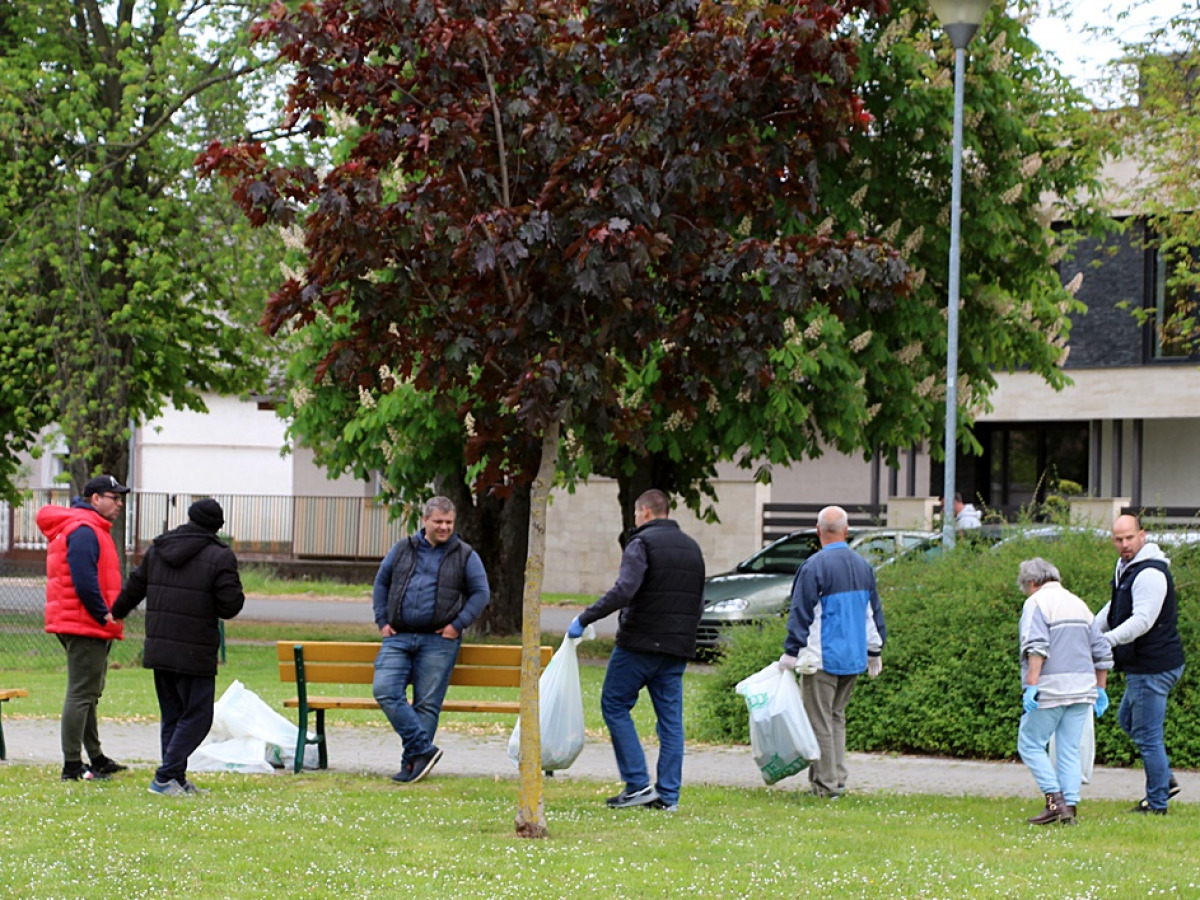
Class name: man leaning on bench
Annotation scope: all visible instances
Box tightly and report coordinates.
[366,495,491,785]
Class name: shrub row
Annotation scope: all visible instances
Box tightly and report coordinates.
[694,531,1200,767]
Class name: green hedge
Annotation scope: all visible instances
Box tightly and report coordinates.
[695,532,1200,766]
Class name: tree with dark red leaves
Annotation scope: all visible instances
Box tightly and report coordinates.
[201,0,908,835]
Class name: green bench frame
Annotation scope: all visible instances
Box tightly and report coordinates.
[0,688,28,760]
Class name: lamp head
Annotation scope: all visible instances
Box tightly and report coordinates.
[929,0,992,49]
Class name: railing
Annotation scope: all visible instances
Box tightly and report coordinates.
[761,502,887,544]
[2,491,406,561]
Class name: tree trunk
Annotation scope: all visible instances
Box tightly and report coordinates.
[443,481,531,637]
[68,435,131,574]
[514,420,558,838]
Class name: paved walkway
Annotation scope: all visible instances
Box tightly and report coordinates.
[4,717,1192,803]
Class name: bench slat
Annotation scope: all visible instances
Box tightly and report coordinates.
[278,662,527,688]
[283,696,519,714]
[0,689,28,701]
[275,641,551,666]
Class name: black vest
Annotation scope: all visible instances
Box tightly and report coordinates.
[385,534,474,632]
[1108,558,1185,673]
[617,519,706,659]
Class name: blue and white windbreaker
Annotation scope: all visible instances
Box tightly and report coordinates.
[784,542,886,676]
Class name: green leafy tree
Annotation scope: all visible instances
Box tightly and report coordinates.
[1101,1,1200,355]
[203,0,910,835]
[594,0,1112,530]
[0,0,285,518]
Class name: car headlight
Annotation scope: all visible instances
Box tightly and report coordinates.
[706,597,750,613]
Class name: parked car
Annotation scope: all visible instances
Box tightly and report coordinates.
[695,527,936,654]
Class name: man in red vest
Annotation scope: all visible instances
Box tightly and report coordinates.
[37,474,130,781]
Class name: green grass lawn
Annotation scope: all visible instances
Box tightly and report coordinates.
[0,767,1194,898]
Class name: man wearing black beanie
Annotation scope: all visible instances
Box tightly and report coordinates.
[113,498,244,797]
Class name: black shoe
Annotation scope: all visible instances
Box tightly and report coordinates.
[407,747,443,784]
[61,763,109,782]
[1131,799,1167,815]
[390,762,415,784]
[1168,776,1180,799]
[648,797,679,811]
[89,756,128,776]
[606,785,659,808]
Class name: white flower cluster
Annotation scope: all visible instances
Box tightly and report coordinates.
[1020,154,1043,178]
[849,330,873,353]
[290,384,313,408]
[1065,272,1084,296]
[464,412,477,437]
[910,268,927,290]
[664,410,687,432]
[358,385,376,409]
[736,386,752,404]
[896,341,924,365]
[849,185,869,210]
[1000,184,1023,205]
[705,393,721,414]
[280,225,306,252]
[804,317,824,341]
[903,226,925,256]
[881,219,902,243]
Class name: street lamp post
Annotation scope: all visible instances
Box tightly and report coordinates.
[929,0,991,550]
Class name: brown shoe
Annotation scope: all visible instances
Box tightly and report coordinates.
[1028,792,1070,825]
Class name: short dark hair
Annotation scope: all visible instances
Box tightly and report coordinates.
[635,489,669,518]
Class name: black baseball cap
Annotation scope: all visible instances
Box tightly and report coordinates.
[81,475,131,497]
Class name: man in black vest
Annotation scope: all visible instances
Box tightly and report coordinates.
[372,496,490,785]
[569,489,705,811]
[1096,515,1185,814]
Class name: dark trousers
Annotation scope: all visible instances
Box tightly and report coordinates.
[153,670,216,784]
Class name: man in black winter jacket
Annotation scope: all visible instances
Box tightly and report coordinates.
[569,489,705,811]
[113,498,244,796]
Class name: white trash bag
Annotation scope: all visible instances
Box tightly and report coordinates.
[735,662,820,785]
[508,626,594,771]
[188,679,319,774]
[1048,707,1096,785]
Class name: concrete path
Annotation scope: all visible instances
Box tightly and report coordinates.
[3,717,1191,804]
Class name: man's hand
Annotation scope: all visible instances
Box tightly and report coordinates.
[867,656,882,678]
[567,617,585,640]
[1023,685,1039,714]
[380,624,396,637]
[1094,686,1109,718]
[438,624,460,640]
[777,654,798,671]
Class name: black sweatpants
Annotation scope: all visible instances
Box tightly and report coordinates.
[153,669,216,784]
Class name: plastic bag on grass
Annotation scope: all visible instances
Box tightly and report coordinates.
[188,679,318,773]
[508,626,594,771]
[735,663,820,785]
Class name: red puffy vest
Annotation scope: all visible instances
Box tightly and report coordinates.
[37,504,125,641]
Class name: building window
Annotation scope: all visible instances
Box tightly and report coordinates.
[1149,245,1199,360]
[977,423,1089,515]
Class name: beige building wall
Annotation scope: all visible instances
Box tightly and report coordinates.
[542,477,767,596]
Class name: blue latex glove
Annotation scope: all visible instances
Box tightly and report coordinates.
[1022,685,1038,714]
[567,617,585,639]
[1094,686,1109,718]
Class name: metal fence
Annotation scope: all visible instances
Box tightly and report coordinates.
[0,560,144,670]
[2,491,406,561]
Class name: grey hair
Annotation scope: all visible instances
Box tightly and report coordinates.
[423,496,456,518]
[817,505,849,536]
[1017,557,1061,592]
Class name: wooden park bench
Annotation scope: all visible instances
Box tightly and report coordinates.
[276,641,552,774]
[0,688,28,760]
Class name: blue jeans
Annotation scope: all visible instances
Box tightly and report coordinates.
[600,646,687,805]
[1017,702,1089,805]
[372,632,461,764]
[1119,665,1184,809]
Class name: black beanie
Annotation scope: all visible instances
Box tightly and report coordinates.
[188,498,224,533]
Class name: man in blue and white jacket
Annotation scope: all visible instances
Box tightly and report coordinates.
[779,506,886,798]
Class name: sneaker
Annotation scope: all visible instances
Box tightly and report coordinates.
[148,778,189,797]
[89,756,128,776]
[62,763,109,782]
[606,785,659,808]
[1169,776,1180,799]
[649,798,679,811]
[390,762,415,784]
[181,779,209,796]
[1130,799,1167,815]
[407,747,443,784]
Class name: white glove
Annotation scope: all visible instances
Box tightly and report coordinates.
[795,647,820,675]
[867,656,883,678]
[777,654,798,671]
